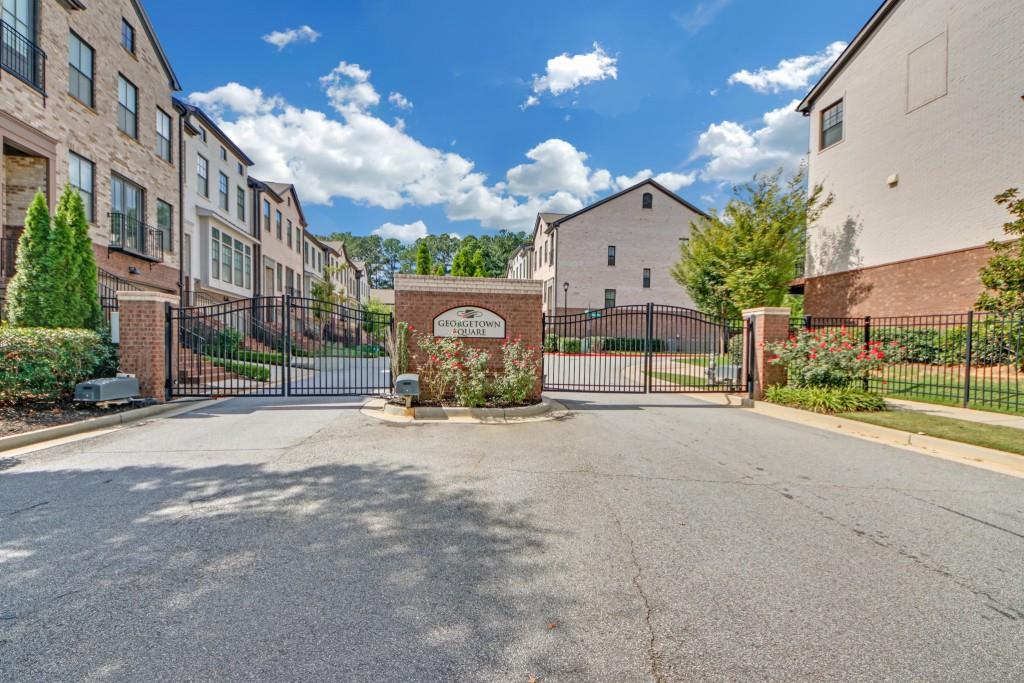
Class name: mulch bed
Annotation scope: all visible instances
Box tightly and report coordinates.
[0,402,135,439]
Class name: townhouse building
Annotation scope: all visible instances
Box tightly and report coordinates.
[324,240,370,307]
[302,231,327,297]
[507,179,705,314]
[250,179,305,298]
[0,0,182,298]
[176,100,255,303]
[797,0,1024,316]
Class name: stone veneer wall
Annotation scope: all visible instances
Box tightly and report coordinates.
[394,275,544,400]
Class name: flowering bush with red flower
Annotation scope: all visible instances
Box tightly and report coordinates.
[767,328,903,389]
[415,333,470,403]
[494,338,539,406]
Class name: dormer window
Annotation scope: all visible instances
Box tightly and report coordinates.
[642,192,653,209]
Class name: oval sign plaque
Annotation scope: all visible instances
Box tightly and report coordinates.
[433,306,506,339]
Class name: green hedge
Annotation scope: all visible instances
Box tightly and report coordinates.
[0,327,116,404]
[603,337,665,352]
[764,386,887,414]
[206,356,271,381]
[216,350,284,365]
[557,337,581,353]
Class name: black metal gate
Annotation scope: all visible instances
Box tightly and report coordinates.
[168,295,391,398]
[543,303,748,394]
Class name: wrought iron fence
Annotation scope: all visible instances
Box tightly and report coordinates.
[793,311,1024,413]
[0,19,45,92]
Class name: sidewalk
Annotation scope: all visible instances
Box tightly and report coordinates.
[886,398,1024,430]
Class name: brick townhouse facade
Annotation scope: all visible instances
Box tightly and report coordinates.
[0,0,183,298]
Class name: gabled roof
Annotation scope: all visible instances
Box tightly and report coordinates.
[129,0,182,91]
[548,178,708,231]
[248,177,283,202]
[797,0,900,113]
[531,212,567,241]
[173,98,255,166]
[264,182,308,227]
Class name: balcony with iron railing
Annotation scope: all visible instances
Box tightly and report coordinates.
[1,20,45,93]
[109,213,164,263]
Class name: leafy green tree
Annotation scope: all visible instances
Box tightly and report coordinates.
[450,245,473,276]
[976,189,1024,313]
[433,262,446,276]
[5,192,55,327]
[415,241,432,275]
[671,167,831,319]
[471,250,488,277]
[65,189,103,330]
[47,190,79,328]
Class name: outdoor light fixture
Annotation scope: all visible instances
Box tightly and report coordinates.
[128,266,140,275]
[562,281,569,313]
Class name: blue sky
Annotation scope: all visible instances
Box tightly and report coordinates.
[147,0,877,241]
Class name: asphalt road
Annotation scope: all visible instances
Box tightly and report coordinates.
[1,393,1022,682]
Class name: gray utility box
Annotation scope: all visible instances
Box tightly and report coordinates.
[74,376,140,403]
[394,373,420,398]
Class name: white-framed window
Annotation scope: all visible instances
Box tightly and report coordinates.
[237,187,246,221]
[197,155,209,197]
[211,228,221,279]
[68,152,95,222]
[117,75,138,138]
[218,172,229,211]
[156,108,172,162]
[607,245,616,266]
[821,99,844,149]
[156,199,173,252]
[220,231,232,283]
[604,289,616,309]
[68,32,94,107]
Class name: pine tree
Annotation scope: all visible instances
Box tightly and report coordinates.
[5,192,54,327]
[433,262,446,276]
[65,187,103,329]
[415,242,432,275]
[450,248,470,276]
[471,250,487,277]
[48,188,80,327]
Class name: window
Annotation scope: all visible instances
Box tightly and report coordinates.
[237,187,246,221]
[156,109,172,162]
[68,32,94,107]
[237,162,244,176]
[607,245,616,266]
[642,268,651,289]
[110,175,143,224]
[233,238,243,287]
[221,231,232,283]
[821,99,844,149]
[117,75,138,139]
[218,172,229,211]
[277,263,283,290]
[263,199,271,231]
[211,228,220,279]
[604,289,616,309]
[244,245,252,289]
[295,226,301,252]
[303,240,308,263]
[287,221,293,247]
[220,146,227,161]
[156,200,173,251]
[68,152,94,222]
[196,155,209,197]
[642,192,653,209]
[197,126,206,143]
[275,210,282,239]
[121,19,135,54]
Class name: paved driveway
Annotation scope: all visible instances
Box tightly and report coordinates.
[1,393,1022,682]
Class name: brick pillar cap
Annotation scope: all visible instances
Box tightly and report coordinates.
[117,290,178,304]
[742,306,791,318]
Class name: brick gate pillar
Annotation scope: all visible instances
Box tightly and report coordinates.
[742,306,792,400]
[117,291,178,402]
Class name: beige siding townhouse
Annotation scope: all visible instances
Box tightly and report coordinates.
[0,0,182,298]
[798,0,1024,316]
[302,231,327,297]
[510,179,705,314]
[176,100,255,303]
[324,240,370,307]
[249,179,305,298]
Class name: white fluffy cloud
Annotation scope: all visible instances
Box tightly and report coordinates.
[693,99,808,183]
[372,220,428,243]
[674,0,731,34]
[522,43,617,109]
[189,64,692,232]
[262,25,321,51]
[728,41,846,94]
[388,91,413,110]
[614,169,697,192]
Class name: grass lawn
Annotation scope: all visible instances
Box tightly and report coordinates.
[647,371,710,388]
[840,410,1024,456]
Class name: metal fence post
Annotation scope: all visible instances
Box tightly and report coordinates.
[644,303,654,393]
[283,294,291,397]
[862,315,872,392]
[963,310,974,408]
[164,302,173,402]
[803,314,812,330]
[746,317,756,401]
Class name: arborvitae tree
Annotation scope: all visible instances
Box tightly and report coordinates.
[5,192,54,327]
[433,262,446,276]
[48,188,80,328]
[450,247,471,276]
[415,242,432,275]
[471,250,487,277]
[68,189,104,330]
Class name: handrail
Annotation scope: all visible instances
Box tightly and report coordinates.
[0,19,45,92]
[109,213,165,262]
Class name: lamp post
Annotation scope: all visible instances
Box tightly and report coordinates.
[562,281,569,315]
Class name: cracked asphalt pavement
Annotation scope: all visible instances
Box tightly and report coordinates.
[1,393,1023,681]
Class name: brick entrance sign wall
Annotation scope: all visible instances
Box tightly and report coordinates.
[394,275,544,400]
[117,290,178,401]
[742,306,791,400]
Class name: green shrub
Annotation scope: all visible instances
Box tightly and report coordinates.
[494,338,539,406]
[215,350,283,365]
[0,327,116,404]
[557,337,582,353]
[768,328,903,388]
[206,357,271,382]
[210,328,243,356]
[764,386,887,414]
[602,337,666,352]
[871,327,942,364]
[727,334,744,365]
[543,334,559,352]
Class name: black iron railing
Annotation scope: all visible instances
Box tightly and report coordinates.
[1,20,45,92]
[109,213,164,262]
[793,311,1024,414]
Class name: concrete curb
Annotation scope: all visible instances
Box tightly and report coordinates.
[0,399,221,453]
[364,397,568,424]
[747,400,1024,480]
